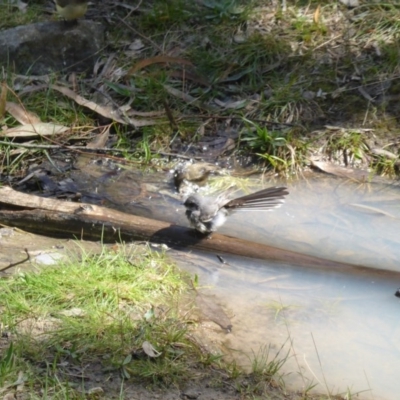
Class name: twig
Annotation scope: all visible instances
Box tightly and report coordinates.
[314,34,342,51]
[0,248,30,272]
[178,114,297,127]
[157,151,202,160]
[0,141,124,152]
[119,0,143,20]
[0,141,205,160]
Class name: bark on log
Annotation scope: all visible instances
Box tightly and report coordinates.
[0,186,393,277]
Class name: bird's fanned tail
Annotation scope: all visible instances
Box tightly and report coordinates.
[224,187,288,210]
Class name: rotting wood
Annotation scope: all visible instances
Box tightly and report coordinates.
[0,186,396,278]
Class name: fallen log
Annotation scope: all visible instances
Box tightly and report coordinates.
[0,186,394,277]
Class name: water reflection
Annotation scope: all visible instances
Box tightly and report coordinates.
[142,176,399,273]
[212,177,400,273]
[165,176,400,399]
[172,251,400,399]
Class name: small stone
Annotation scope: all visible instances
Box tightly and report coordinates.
[181,390,201,399]
[302,91,316,100]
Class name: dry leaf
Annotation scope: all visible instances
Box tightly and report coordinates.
[0,123,69,138]
[314,4,321,24]
[347,203,397,219]
[129,39,145,51]
[127,55,193,76]
[311,160,370,182]
[370,148,398,160]
[214,98,247,110]
[86,125,111,149]
[51,85,158,128]
[51,84,127,123]
[142,341,161,358]
[163,84,198,104]
[6,102,41,125]
[0,82,7,119]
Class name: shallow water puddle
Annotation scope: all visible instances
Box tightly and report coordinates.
[169,177,400,399]
[12,160,400,398]
[211,177,400,273]
[172,251,399,399]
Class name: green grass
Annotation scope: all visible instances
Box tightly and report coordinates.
[0,2,46,29]
[1,245,184,344]
[0,244,281,398]
[322,129,370,167]
[0,245,199,393]
[113,0,400,176]
[0,243,348,399]
[2,0,400,177]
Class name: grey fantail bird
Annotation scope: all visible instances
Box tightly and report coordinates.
[184,186,288,234]
[55,0,88,20]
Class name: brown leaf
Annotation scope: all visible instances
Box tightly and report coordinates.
[126,55,193,76]
[6,102,41,125]
[51,85,158,128]
[0,123,70,138]
[0,82,7,119]
[86,125,111,149]
[370,148,398,160]
[87,387,104,395]
[310,160,370,182]
[314,4,321,24]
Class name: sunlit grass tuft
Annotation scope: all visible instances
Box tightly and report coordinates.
[0,244,206,391]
